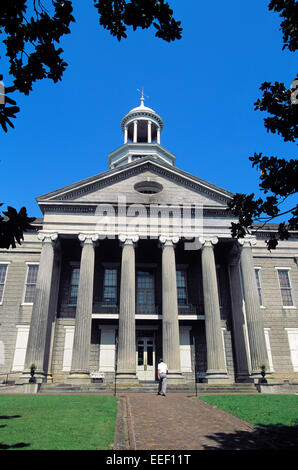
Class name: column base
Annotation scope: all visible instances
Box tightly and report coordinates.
[166,372,185,385]
[203,371,231,384]
[115,372,139,386]
[67,371,91,385]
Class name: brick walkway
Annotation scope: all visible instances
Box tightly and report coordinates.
[114,392,279,450]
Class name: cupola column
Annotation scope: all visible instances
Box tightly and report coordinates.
[147,120,152,143]
[133,120,138,143]
[157,126,161,144]
[124,125,128,144]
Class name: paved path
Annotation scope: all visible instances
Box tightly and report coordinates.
[114,392,260,450]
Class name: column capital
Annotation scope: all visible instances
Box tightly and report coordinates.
[119,234,139,245]
[37,231,59,245]
[199,236,218,247]
[238,236,257,248]
[78,232,99,246]
[159,235,180,247]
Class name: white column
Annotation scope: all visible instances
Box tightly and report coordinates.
[157,126,161,144]
[200,237,229,383]
[159,235,183,380]
[124,126,128,144]
[117,234,139,383]
[239,238,269,377]
[70,233,98,381]
[23,232,58,382]
[133,120,138,143]
[147,120,152,143]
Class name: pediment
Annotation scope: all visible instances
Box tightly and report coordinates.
[37,157,233,210]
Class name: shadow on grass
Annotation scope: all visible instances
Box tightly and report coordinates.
[0,415,21,419]
[0,442,31,450]
[0,414,31,450]
[203,423,298,450]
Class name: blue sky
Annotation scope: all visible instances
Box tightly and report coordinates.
[0,1,296,218]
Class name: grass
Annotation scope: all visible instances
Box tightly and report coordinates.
[0,395,118,450]
[199,394,298,427]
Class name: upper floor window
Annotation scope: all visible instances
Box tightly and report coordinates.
[255,268,264,306]
[276,268,294,307]
[68,267,80,305]
[0,263,8,303]
[176,270,187,305]
[103,268,117,304]
[137,271,154,306]
[24,264,39,303]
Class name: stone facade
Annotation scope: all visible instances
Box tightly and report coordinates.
[0,99,297,387]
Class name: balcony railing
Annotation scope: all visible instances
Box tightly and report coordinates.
[178,304,203,315]
[93,303,203,315]
[94,303,119,314]
[136,304,159,315]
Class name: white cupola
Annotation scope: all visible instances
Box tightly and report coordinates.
[108,93,176,169]
[121,92,163,144]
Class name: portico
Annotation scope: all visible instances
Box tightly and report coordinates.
[20,228,269,386]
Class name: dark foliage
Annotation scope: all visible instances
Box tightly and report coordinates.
[0,205,36,249]
[229,1,298,249]
[0,1,181,132]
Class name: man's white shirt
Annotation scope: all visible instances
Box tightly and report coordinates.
[158,362,168,374]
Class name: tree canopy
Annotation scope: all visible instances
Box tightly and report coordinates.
[0,1,297,250]
[228,0,298,249]
[0,1,182,133]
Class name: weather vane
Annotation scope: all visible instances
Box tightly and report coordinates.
[137,87,149,104]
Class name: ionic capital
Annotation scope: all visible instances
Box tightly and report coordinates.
[159,235,180,247]
[238,236,257,248]
[78,232,99,247]
[119,234,139,246]
[199,236,218,247]
[37,231,59,246]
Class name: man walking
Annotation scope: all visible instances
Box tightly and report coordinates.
[157,358,168,396]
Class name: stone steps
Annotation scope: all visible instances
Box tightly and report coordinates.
[39,382,259,395]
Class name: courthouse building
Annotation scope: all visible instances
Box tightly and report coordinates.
[0,97,298,388]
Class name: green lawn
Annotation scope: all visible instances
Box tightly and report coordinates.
[0,395,118,450]
[199,394,298,427]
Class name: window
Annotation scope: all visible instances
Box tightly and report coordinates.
[103,269,117,304]
[176,270,187,305]
[277,269,294,307]
[0,264,8,303]
[24,264,39,303]
[255,268,264,306]
[69,267,80,305]
[137,271,154,305]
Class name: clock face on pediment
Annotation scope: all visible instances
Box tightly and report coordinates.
[37,158,233,210]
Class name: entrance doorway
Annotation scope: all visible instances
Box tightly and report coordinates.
[136,337,155,381]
